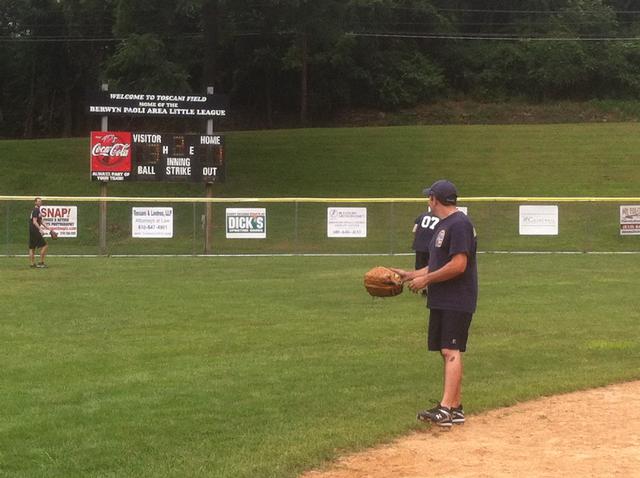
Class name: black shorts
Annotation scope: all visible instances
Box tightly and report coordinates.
[29,227,46,249]
[427,309,473,352]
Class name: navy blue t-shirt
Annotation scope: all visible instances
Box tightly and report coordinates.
[30,206,42,231]
[426,211,478,314]
[412,212,440,252]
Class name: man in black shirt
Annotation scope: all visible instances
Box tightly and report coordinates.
[393,180,478,427]
[412,209,439,270]
[29,197,52,268]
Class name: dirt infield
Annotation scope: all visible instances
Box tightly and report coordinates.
[301,381,640,478]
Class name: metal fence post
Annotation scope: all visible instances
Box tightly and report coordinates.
[99,82,109,256]
[204,86,215,255]
[4,201,9,256]
[192,201,197,256]
[389,201,395,255]
[294,201,299,253]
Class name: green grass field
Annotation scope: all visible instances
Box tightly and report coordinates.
[2,254,639,477]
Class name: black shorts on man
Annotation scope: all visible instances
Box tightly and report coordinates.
[29,225,46,249]
[29,205,46,249]
[427,309,473,352]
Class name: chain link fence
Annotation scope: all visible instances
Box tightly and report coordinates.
[3,196,640,256]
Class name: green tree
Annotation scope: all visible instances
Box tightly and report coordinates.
[104,0,192,92]
[104,33,190,91]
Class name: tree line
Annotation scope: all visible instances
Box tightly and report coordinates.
[3,0,640,138]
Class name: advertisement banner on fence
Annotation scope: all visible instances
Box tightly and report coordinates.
[620,205,640,235]
[519,205,559,235]
[327,207,367,238]
[226,208,266,238]
[132,207,173,238]
[41,206,77,238]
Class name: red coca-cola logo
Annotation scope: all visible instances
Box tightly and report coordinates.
[91,131,132,172]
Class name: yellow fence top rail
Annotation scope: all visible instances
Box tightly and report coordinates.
[2,195,640,203]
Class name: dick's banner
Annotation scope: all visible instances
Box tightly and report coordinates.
[225,208,266,239]
[90,131,225,183]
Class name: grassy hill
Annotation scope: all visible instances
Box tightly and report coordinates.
[2,122,640,198]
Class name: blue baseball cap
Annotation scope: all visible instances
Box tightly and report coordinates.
[423,180,458,205]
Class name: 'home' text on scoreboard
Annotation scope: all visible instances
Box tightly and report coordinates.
[90,131,226,183]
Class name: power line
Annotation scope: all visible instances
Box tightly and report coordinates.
[417,7,640,15]
[5,27,640,44]
[240,0,640,15]
[0,33,205,43]
[346,31,640,42]
[0,36,122,42]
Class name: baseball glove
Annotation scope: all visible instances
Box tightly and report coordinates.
[364,266,403,297]
[49,230,58,240]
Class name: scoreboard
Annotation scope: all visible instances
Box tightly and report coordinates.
[90,131,225,183]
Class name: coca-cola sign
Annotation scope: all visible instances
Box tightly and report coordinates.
[90,131,132,181]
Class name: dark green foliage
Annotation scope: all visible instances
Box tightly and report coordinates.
[104,34,191,92]
[5,0,640,137]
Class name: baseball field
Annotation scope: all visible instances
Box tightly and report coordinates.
[2,122,640,476]
[2,253,639,477]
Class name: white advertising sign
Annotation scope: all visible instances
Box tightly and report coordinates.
[41,206,78,238]
[132,207,173,238]
[519,205,559,235]
[327,207,367,238]
[456,206,468,215]
[226,208,266,238]
[620,205,640,235]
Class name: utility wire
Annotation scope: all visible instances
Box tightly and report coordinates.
[0,33,205,42]
[346,32,640,42]
[4,29,640,43]
[0,36,122,42]
[376,6,640,15]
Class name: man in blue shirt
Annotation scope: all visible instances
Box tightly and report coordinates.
[412,209,439,270]
[393,180,478,427]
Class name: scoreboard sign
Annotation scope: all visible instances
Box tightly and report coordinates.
[130,132,225,182]
[88,92,228,118]
[90,131,225,183]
